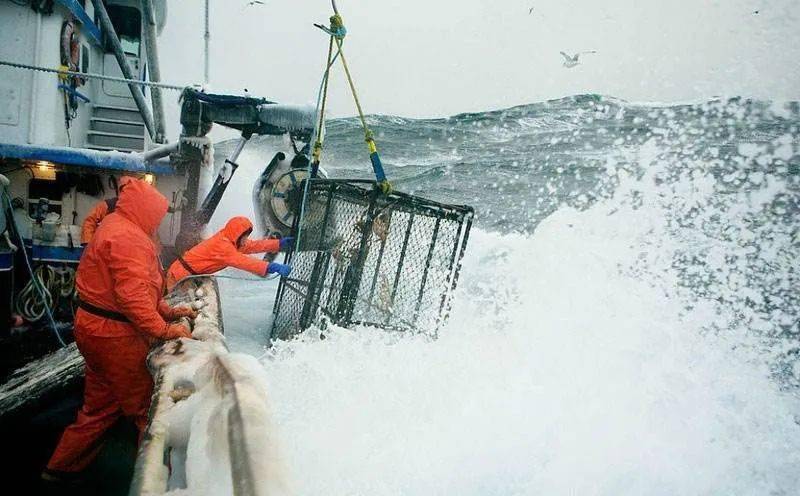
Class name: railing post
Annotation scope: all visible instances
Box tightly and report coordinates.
[140,0,166,143]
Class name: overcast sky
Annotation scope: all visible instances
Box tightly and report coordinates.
[158,0,800,124]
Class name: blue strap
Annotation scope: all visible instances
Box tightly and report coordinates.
[315,24,347,39]
[58,84,91,103]
[370,151,387,182]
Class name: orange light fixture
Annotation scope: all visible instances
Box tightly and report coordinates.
[31,161,56,180]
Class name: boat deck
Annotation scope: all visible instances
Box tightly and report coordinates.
[1,379,137,495]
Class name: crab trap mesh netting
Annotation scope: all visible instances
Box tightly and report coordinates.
[270,179,474,340]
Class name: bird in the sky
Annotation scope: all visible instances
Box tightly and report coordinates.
[560,50,597,68]
[529,7,534,15]
[248,0,264,5]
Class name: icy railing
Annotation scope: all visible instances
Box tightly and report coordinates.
[130,277,289,496]
[0,341,83,419]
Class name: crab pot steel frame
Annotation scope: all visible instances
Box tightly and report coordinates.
[271,179,474,341]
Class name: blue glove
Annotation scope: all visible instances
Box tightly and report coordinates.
[267,262,292,278]
[279,236,295,251]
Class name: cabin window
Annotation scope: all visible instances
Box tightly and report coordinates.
[27,179,63,220]
[104,5,141,57]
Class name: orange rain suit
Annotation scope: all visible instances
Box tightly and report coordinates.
[47,178,191,474]
[165,216,280,290]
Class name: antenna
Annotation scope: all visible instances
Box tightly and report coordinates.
[204,0,211,84]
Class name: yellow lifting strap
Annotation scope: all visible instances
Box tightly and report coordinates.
[315,12,392,195]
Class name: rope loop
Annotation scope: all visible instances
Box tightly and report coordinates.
[329,14,347,39]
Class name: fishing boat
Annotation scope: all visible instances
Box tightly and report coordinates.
[0,1,473,493]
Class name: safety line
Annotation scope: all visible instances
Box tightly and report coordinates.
[0,60,190,91]
[175,273,279,285]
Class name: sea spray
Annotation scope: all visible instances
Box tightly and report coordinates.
[214,95,799,494]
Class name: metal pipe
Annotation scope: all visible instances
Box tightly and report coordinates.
[299,190,334,331]
[27,11,42,144]
[140,0,166,143]
[194,135,249,225]
[227,136,248,170]
[140,141,179,161]
[413,217,441,324]
[90,0,157,141]
[442,213,473,324]
[389,213,415,315]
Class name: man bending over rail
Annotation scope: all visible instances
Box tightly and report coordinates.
[165,216,293,290]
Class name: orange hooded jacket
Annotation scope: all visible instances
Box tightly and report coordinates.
[75,177,176,339]
[165,216,279,290]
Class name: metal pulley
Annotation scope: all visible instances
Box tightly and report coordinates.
[252,150,325,239]
[270,169,310,228]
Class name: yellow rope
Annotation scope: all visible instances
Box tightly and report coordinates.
[330,16,371,143]
[314,11,392,194]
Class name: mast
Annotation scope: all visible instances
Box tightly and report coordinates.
[204,0,210,85]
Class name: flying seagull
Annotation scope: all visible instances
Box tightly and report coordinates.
[560,50,597,68]
[248,0,264,5]
[529,7,534,14]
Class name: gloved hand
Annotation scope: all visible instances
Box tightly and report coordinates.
[279,236,295,251]
[163,322,192,340]
[167,306,198,320]
[159,300,198,321]
[266,262,292,278]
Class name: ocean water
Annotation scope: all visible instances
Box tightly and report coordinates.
[212,95,800,494]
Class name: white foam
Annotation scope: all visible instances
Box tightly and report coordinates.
[213,135,800,494]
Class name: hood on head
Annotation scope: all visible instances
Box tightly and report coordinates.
[222,216,253,246]
[115,177,169,235]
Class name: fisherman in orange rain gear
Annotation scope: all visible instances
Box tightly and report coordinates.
[165,216,293,291]
[43,178,196,482]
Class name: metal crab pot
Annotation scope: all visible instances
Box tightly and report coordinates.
[271,179,474,341]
